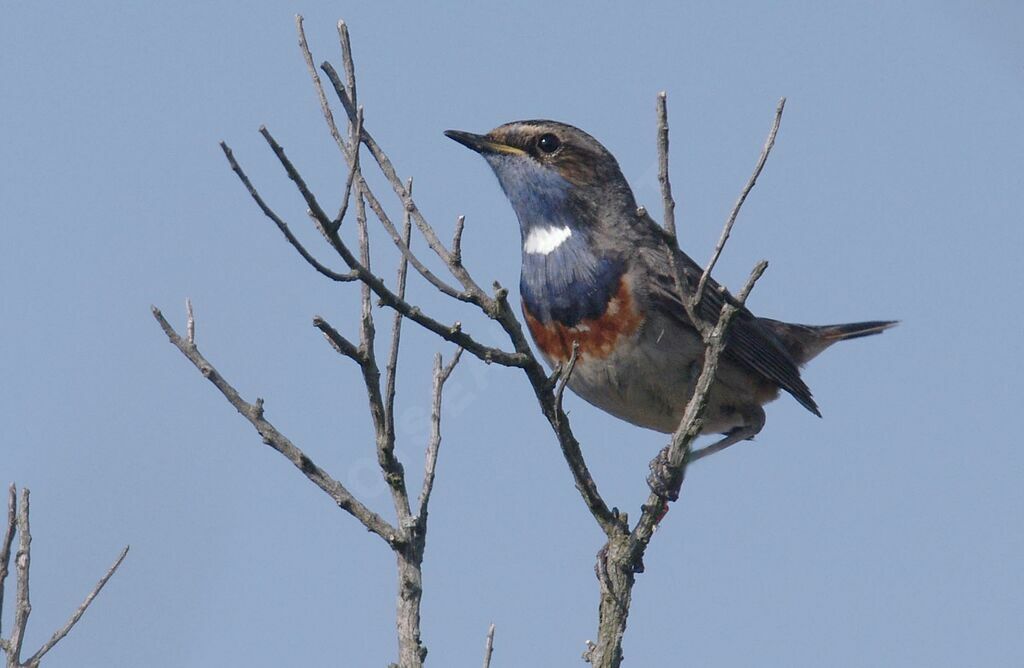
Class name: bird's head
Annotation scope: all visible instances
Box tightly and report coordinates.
[445,120,637,238]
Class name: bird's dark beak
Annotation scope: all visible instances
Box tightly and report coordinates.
[444,130,525,156]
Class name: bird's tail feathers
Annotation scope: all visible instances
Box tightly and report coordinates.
[757,318,898,366]
[816,320,899,342]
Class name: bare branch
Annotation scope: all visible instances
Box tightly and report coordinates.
[631,260,769,549]
[656,91,676,239]
[219,20,623,667]
[482,623,496,668]
[352,189,413,526]
[544,342,617,536]
[23,546,129,668]
[554,343,580,421]
[224,129,521,366]
[295,15,363,231]
[384,179,414,446]
[259,126,334,226]
[735,259,769,304]
[219,141,356,283]
[332,238,520,365]
[0,489,127,666]
[297,19,475,302]
[451,215,466,266]
[295,14,347,155]
[580,258,769,668]
[586,98,782,666]
[152,306,399,546]
[694,97,785,303]
[417,348,463,524]
[0,484,15,642]
[356,188,374,351]
[331,107,362,231]
[246,127,521,367]
[320,62,490,301]
[9,488,32,666]
[359,178,471,302]
[336,19,357,109]
[185,298,195,345]
[312,316,362,362]
[688,260,768,463]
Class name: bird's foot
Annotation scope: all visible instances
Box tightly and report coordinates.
[646,445,683,502]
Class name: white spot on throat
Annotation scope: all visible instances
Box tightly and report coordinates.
[523,226,572,255]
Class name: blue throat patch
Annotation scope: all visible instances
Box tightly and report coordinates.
[520,235,624,326]
[481,153,624,327]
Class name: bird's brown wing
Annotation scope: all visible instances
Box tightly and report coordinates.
[639,242,821,416]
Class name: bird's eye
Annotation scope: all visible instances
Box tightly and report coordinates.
[537,133,561,154]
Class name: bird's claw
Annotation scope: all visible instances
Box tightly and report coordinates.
[646,445,682,502]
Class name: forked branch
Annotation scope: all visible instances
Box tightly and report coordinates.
[1,485,128,668]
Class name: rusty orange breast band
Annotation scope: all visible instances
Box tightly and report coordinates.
[522,276,644,363]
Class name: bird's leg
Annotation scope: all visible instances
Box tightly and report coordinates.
[691,405,766,462]
[647,405,766,499]
[690,426,758,462]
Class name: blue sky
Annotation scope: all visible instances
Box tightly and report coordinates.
[2,2,1022,666]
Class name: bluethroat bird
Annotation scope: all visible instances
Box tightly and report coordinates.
[445,121,895,458]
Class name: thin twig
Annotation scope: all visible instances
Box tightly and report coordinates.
[576,258,770,668]
[185,298,195,345]
[356,188,374,353]
[331,107,362,231]
[482,623,496,668]
[152,306,399,546]
[545,341,617,535]
[296,14,346,154]
[694,97,785,303]
[687,260,768,463]
[276,47,534,382]
[23,546,130,668]
[0,484,15,643]
[384,179,414,445]
[417,348,463,525]
[292,20,610,540]
[225,131,524,366]
[10,488,32,666]
[451,215,466,266]
[259,126,334,226]
[258,122,457,305]
[313,316,362,362]
[295,15,363,231]
[218,19,623,668]
[352,187,413,526]
[359,176,471,302]
[299,12,463,301]
[219,141,356,282]
[554,342,580,423]
[734,259,769,303]
[630,260,769,548]
[587,97,783,666]
[320,62,489,301]
[336,19,357,109]
[656,92,676,239]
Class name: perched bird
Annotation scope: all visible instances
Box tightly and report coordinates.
[445,121,895,457]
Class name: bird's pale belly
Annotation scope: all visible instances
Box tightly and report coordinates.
[525,304,778,435]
